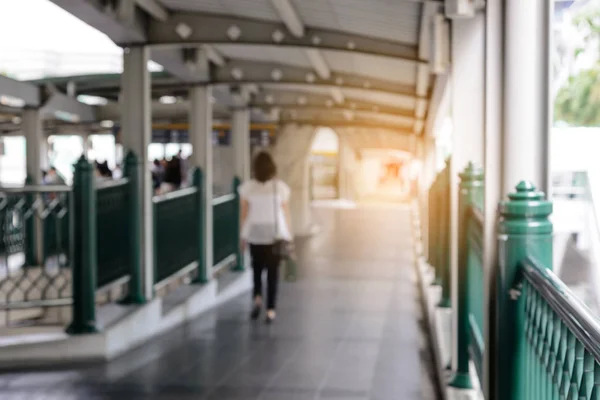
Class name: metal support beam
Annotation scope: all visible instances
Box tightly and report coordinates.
[146,13,422,62]
[189,85,213,280]
[23,109,46,183]
[136,0,168,21]
[0,75,40,108]
[216,60,422,99]
[280,119,414,136]
[41,92,97,122]
[121,46,154,300]
[74,60,424,100]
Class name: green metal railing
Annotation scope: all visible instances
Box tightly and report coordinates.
[427,159,451,307]
[212,177,240,268]
[0,185,73,320]
[450,163,485,389]
[154,186,199,285]
[96,179,130,289]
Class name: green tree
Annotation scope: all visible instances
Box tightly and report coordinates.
[554,4,600,127]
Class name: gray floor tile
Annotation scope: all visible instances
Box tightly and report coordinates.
[0,206,439,400]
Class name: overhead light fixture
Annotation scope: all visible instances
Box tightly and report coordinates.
[230,67,244,80]
[297,96,307,105]
[272,29,285,43]
[343,110,354,121]
[175,23,192,39]
[159,96,177,104]
[271,68,283,81]
[54,110,80,123]
[347,41,356,50]
[76,95,108,106]
[100,120,114,128]
[12,116,21,124]
[0,95,25,108]
[311,36,322,45]
[265,94,274,104]
[227,25,242,41]
[305,72,316,83]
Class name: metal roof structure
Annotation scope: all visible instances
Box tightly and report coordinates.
[0,0,449,151]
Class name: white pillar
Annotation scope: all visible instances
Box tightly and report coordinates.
[190,86,213,278]
[231,108,251,181]
[449,14,486,372]
[82,133,90,159]
[121,46,154,300]
[23,109,46,184]
[503,0,552,195]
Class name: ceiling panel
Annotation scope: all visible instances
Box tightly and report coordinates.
[293,0,421,44]
[321,51,416,85]
[214,45,311,68]
[158,0,280,21]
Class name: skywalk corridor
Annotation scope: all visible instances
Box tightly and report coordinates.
[0,205,437,400]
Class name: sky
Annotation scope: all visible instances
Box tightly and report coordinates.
[0,0,125,79]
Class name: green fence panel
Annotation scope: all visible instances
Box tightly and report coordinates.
[42,195,70,259]
[467,210,484,383]
[96,181,130,288]
[0,196,25,255]
[212,194,237,267]
[154,188,199,284]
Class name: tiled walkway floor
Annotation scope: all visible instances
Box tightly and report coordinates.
[0,205,438,400]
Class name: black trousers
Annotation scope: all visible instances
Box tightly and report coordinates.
[250,244,280,310]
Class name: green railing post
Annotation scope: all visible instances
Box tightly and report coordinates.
[231,176,244,272]
[120,151,146,304]
[450,162,484,389]
[438,160,451,307]
[66,156,98,335]
[192,168,208,284]
[495,181,552,400]
[24,176,37,266]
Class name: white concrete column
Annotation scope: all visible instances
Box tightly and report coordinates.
[121,46,154,300]
[189,85,213,277]
[449,14,486,373]
[23,109,46,184]
[231,108,251,182]
[82,133,90,159]
[503,0,552,195]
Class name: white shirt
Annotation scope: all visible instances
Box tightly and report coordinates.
[238,178,292,244]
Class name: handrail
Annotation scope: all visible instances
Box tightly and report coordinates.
[212,193,235,206]
[0,185,71,193]
[520,258,600,362]
[153,187,198,203]
[96,178,129,190]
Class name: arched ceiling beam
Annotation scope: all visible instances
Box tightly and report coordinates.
[253,105,416,121]
[215,60,422,99]
[65,61,423,100]
[280,119,414,136]
[251,89,415,117]
[143,13,424,64]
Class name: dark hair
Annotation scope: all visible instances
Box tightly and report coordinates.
[253,151,276,183]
